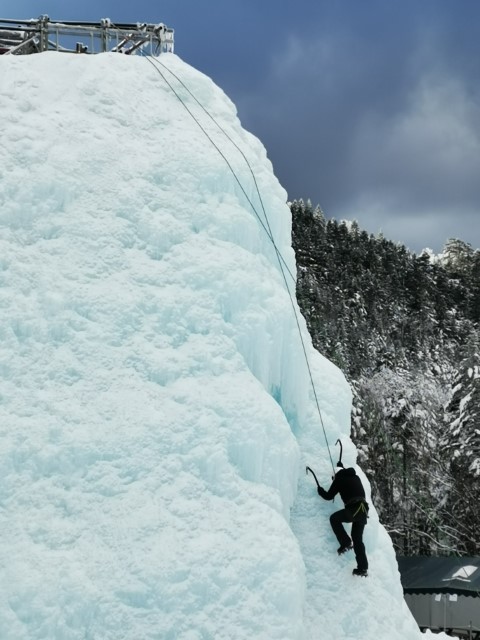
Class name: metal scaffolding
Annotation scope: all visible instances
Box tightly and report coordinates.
[0,16,174,56]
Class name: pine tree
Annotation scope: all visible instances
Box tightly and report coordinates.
[443,331,480,554]
[290,201,479,555]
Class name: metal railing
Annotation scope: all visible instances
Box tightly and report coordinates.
[0,16,174,56]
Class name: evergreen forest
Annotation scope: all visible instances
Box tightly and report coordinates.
[291,199,480,557]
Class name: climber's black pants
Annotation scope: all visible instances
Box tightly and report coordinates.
[330,507,368,571]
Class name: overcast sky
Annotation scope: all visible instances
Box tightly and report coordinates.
[3,0,480,254]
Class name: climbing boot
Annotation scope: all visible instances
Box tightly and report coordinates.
[337,543,353,555]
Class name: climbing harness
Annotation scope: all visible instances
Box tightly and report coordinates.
[351,502,368,519]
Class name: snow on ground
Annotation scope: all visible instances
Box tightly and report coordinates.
[0,51,448,639]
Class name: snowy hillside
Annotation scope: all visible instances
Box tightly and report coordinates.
[0,51,441,639]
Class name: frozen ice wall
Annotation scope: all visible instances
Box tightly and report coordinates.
[0,52,433,639]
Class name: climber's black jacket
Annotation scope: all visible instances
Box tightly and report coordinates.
[317,467,366,507]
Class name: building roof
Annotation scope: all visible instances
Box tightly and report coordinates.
[397,556,480,596]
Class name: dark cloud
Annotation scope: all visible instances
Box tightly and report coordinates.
[3,0,480,252]
[223,1,480,253]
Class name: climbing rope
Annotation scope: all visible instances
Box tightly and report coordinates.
[141,53,295,281]
[140,51,336,472]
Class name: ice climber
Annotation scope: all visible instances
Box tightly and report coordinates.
[317,461,369,577]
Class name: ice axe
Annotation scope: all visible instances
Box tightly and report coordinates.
[306,439,343,490]
[305,465,321,490]
[335,439,343,466]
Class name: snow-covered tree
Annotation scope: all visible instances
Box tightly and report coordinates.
[443,331,480,554]
[291,200,479,555]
